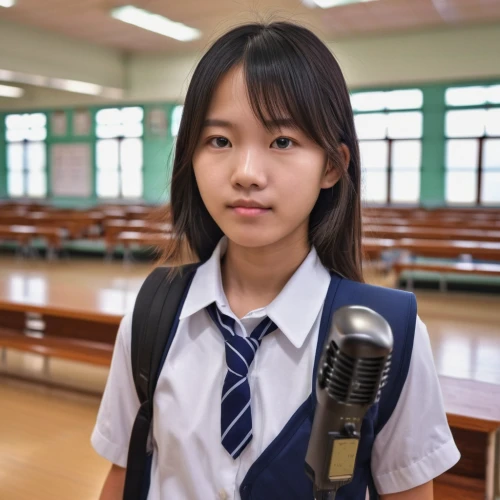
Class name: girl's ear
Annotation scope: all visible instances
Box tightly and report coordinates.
[320,143,351,189]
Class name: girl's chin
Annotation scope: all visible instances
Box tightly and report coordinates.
[222,227,299,251]
[223,230,279,250]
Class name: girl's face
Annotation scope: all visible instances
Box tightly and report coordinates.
[193,65,341,251]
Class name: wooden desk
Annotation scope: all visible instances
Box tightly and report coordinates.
[363,237,500,261]
[0,225,64,258]
[394,261,500,291]
[0,212,101,239]
[363,207,500,221]
[363,217,500,232]
[104,221,172,257]
[440,376,500,500]
[0,299,122,371]
[364,225,500,243]
[114,231,174,261]
[0,299,122,327]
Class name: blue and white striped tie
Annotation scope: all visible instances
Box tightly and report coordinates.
[207,302,278,459]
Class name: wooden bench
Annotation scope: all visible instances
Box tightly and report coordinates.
[0,328,112,366]
[0,211,102,240]
[393,261,500,291]
[0,301,122,336]
[438,376,500,500]
[363,217,500,231]
[0,302,121,380]
[364,225,500,243]
[124,205,158,220]
[363,237,500,262]
[24,210,103,239]
[113,231,174,262]
[104,221,172,258]
[0,224,65,259]
[363,207,500,221]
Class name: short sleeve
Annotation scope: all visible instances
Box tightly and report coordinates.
[371,315,461,495]
[91,312,139,467]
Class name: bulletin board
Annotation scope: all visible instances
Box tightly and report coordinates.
[51,143,92,197]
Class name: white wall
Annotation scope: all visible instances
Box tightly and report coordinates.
[0,19,125,88]
[329,24,500,89]
[1,22,500,111]
[126,24,500,102]
[126,53,200,103]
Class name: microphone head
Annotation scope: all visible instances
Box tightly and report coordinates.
[318,305,393,406]
[331,305,393,358]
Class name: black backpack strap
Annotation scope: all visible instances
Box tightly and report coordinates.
[123,263,199,500]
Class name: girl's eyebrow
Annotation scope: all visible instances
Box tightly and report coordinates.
[202,117,297,130]
[203,118,233,128]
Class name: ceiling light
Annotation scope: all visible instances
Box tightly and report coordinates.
[0,68,123,98]
[0,69,15,81]
[0,0,16,7]
[110,5,201,42]
[309,0,378,8]
[49,78,123,98]
[50,78,103,95]
[0,84,24,98]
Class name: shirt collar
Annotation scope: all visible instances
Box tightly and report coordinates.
[179,236,331,349]
[179,237,229,321]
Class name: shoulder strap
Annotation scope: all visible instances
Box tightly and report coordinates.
[320,277,418,432]
[123,262,198,500]
[131,263,198,404]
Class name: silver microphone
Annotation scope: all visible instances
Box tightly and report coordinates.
[305,305,393,500]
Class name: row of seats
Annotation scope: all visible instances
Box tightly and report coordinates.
[362,206,500,290]
[1,202,499,284]
[0,201,170,259]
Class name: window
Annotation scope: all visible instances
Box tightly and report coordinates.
[352,89,423,204]
[171,105,183,137]
[95,107,144,198]
[5,113,47,198]
[445,85,500,205]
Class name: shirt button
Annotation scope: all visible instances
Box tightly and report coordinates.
[218,490,228,500]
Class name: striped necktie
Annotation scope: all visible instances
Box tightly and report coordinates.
[206,302,278,459]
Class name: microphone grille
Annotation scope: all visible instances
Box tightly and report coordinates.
[320,341,392,405]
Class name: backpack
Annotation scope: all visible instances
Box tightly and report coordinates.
[122,264,415,500]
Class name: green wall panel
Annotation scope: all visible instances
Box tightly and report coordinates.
[421,86,446,206]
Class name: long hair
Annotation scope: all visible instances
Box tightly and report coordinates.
[159,21,363,282]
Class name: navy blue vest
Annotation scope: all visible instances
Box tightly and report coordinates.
[156,272,417,500]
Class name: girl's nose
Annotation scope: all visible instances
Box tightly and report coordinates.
[230,147,268,190]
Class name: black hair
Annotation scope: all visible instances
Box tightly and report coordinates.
[160,21,363,282]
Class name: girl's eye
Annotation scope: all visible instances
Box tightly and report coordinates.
[210,137,231,148]
[272,137,294,149]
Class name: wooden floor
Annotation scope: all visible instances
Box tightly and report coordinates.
[0,378,108,500]
[1,256,500,499]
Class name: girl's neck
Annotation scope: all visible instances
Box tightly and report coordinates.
[220,234,311,319]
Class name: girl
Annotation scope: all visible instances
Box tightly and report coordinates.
[92,21,460,500]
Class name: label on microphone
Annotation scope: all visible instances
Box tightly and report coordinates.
[328,438,359,481]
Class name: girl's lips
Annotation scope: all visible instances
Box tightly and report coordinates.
[231,207,271,216]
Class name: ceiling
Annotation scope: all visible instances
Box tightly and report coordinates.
[1,0,500,53]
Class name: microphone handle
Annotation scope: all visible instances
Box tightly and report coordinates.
[315,490,337,500]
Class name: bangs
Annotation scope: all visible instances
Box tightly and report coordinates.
[242,28,339,146]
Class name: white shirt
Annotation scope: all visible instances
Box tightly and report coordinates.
[92,237,460,499]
